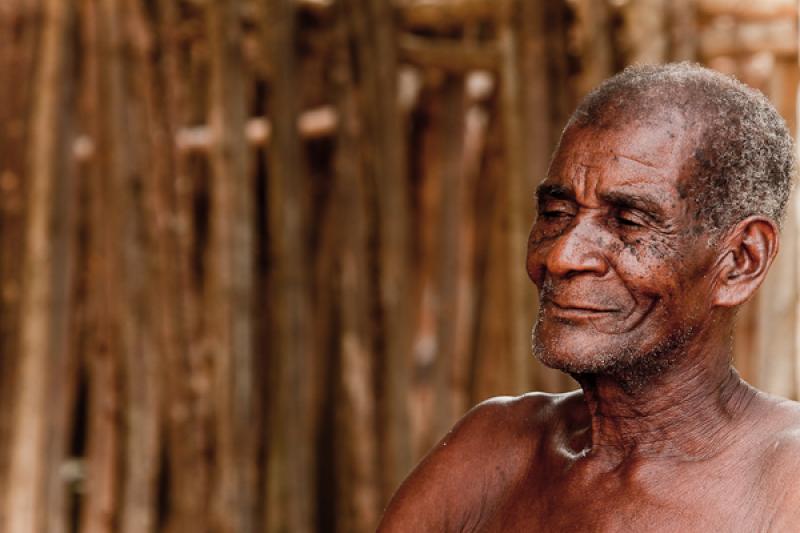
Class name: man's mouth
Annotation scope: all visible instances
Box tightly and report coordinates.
[545,299,620,319]
[549,300,619,313]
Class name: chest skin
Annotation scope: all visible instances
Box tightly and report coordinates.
[376,391,800,533]
[480,465,768,532]
[473,421,775,532]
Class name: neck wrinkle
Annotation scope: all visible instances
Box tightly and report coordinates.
[574,346,755,465]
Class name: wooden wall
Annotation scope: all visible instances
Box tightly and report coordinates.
[696,0,800,400]
[0,0,796,532]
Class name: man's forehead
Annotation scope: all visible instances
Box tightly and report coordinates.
[557,121,688,165]
[547,149,679,193]
[561,151,663,174]
[547,119,698,192]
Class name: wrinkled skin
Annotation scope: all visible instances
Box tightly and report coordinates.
[378,116,800,532]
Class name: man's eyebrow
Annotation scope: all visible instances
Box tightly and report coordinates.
[599,191,667,220]
[535,183,574,201]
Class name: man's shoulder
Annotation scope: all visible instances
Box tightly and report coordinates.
[378,390,583,531]
[753,392,800,446]
[758,400,800,529]
[759,396,800,463]
[466,389,583,430]
[443,389,583,451]
[745,394,800,517]
[412,390,576,473]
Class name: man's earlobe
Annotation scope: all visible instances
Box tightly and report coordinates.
[713,217,779,307]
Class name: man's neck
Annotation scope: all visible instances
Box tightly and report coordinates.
[573,340,757,465]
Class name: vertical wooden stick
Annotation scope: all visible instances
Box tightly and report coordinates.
[0,0,43,528]
[158,2,214,530]
[262,0,315,530]
[434,75,467,433]
[80,0,130,530]
[206,1,257,532]
[451,95,489,415]
[330,8,381,528]
[617,0,668,65]
[115,1,181,531]
[756,58,799,400]
[569,0,615,100]
[4,0,73,531]
[499,0,534,395]
[796,14,800,401]
[342,0,414,501]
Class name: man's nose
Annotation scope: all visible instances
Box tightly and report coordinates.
[545,219,609,278]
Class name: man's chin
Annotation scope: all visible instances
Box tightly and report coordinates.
[533,342,626,375]
[531,322,695,384]
[531,323,630,374]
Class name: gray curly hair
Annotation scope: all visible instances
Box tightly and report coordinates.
[567,62,795,231]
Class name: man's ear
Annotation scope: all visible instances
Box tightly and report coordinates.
[713,216,779,307]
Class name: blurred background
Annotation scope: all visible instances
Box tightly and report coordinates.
[0,0,798,531]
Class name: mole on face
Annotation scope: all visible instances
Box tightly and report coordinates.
[622,242,639,258]
[645,239,672,260]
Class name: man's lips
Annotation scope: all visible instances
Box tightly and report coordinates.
[546,300,620,314]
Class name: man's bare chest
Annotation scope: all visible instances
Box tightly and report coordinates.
[480,493,767,532]
[476,461,771,532]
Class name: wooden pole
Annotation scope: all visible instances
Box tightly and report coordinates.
[206,1,258,532]
[261,0,315,531]
[498,0,533,396]
[756,57,799,400]
[569,0,615,100]
[79,0,131,530]
[796,4,800,401]
[114,0,189,531]
[157,2,213,531]
[330,7,381,528]
[617,0,668,65]
[347,0,414,502]
[433,75,467,434]
[0,0,42,528]
[667,0,698,61]
[4,0,73,531]
[450,83,491,415]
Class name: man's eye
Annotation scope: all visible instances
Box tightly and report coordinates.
[615,212,643,228]
[542,210,572,219]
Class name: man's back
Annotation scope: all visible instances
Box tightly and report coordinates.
[378,389,800,532]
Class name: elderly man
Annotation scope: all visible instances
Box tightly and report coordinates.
[378,63,800,531]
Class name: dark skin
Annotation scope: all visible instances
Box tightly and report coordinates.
[378,112,800,532]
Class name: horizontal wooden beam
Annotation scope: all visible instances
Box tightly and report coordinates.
[699,19,797,58]
[398,33,500,71]
[396,0,496,30]
[72,106,339,159]
[296,0,332,9]
[73,77,429,159]
[697,0,796,20]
